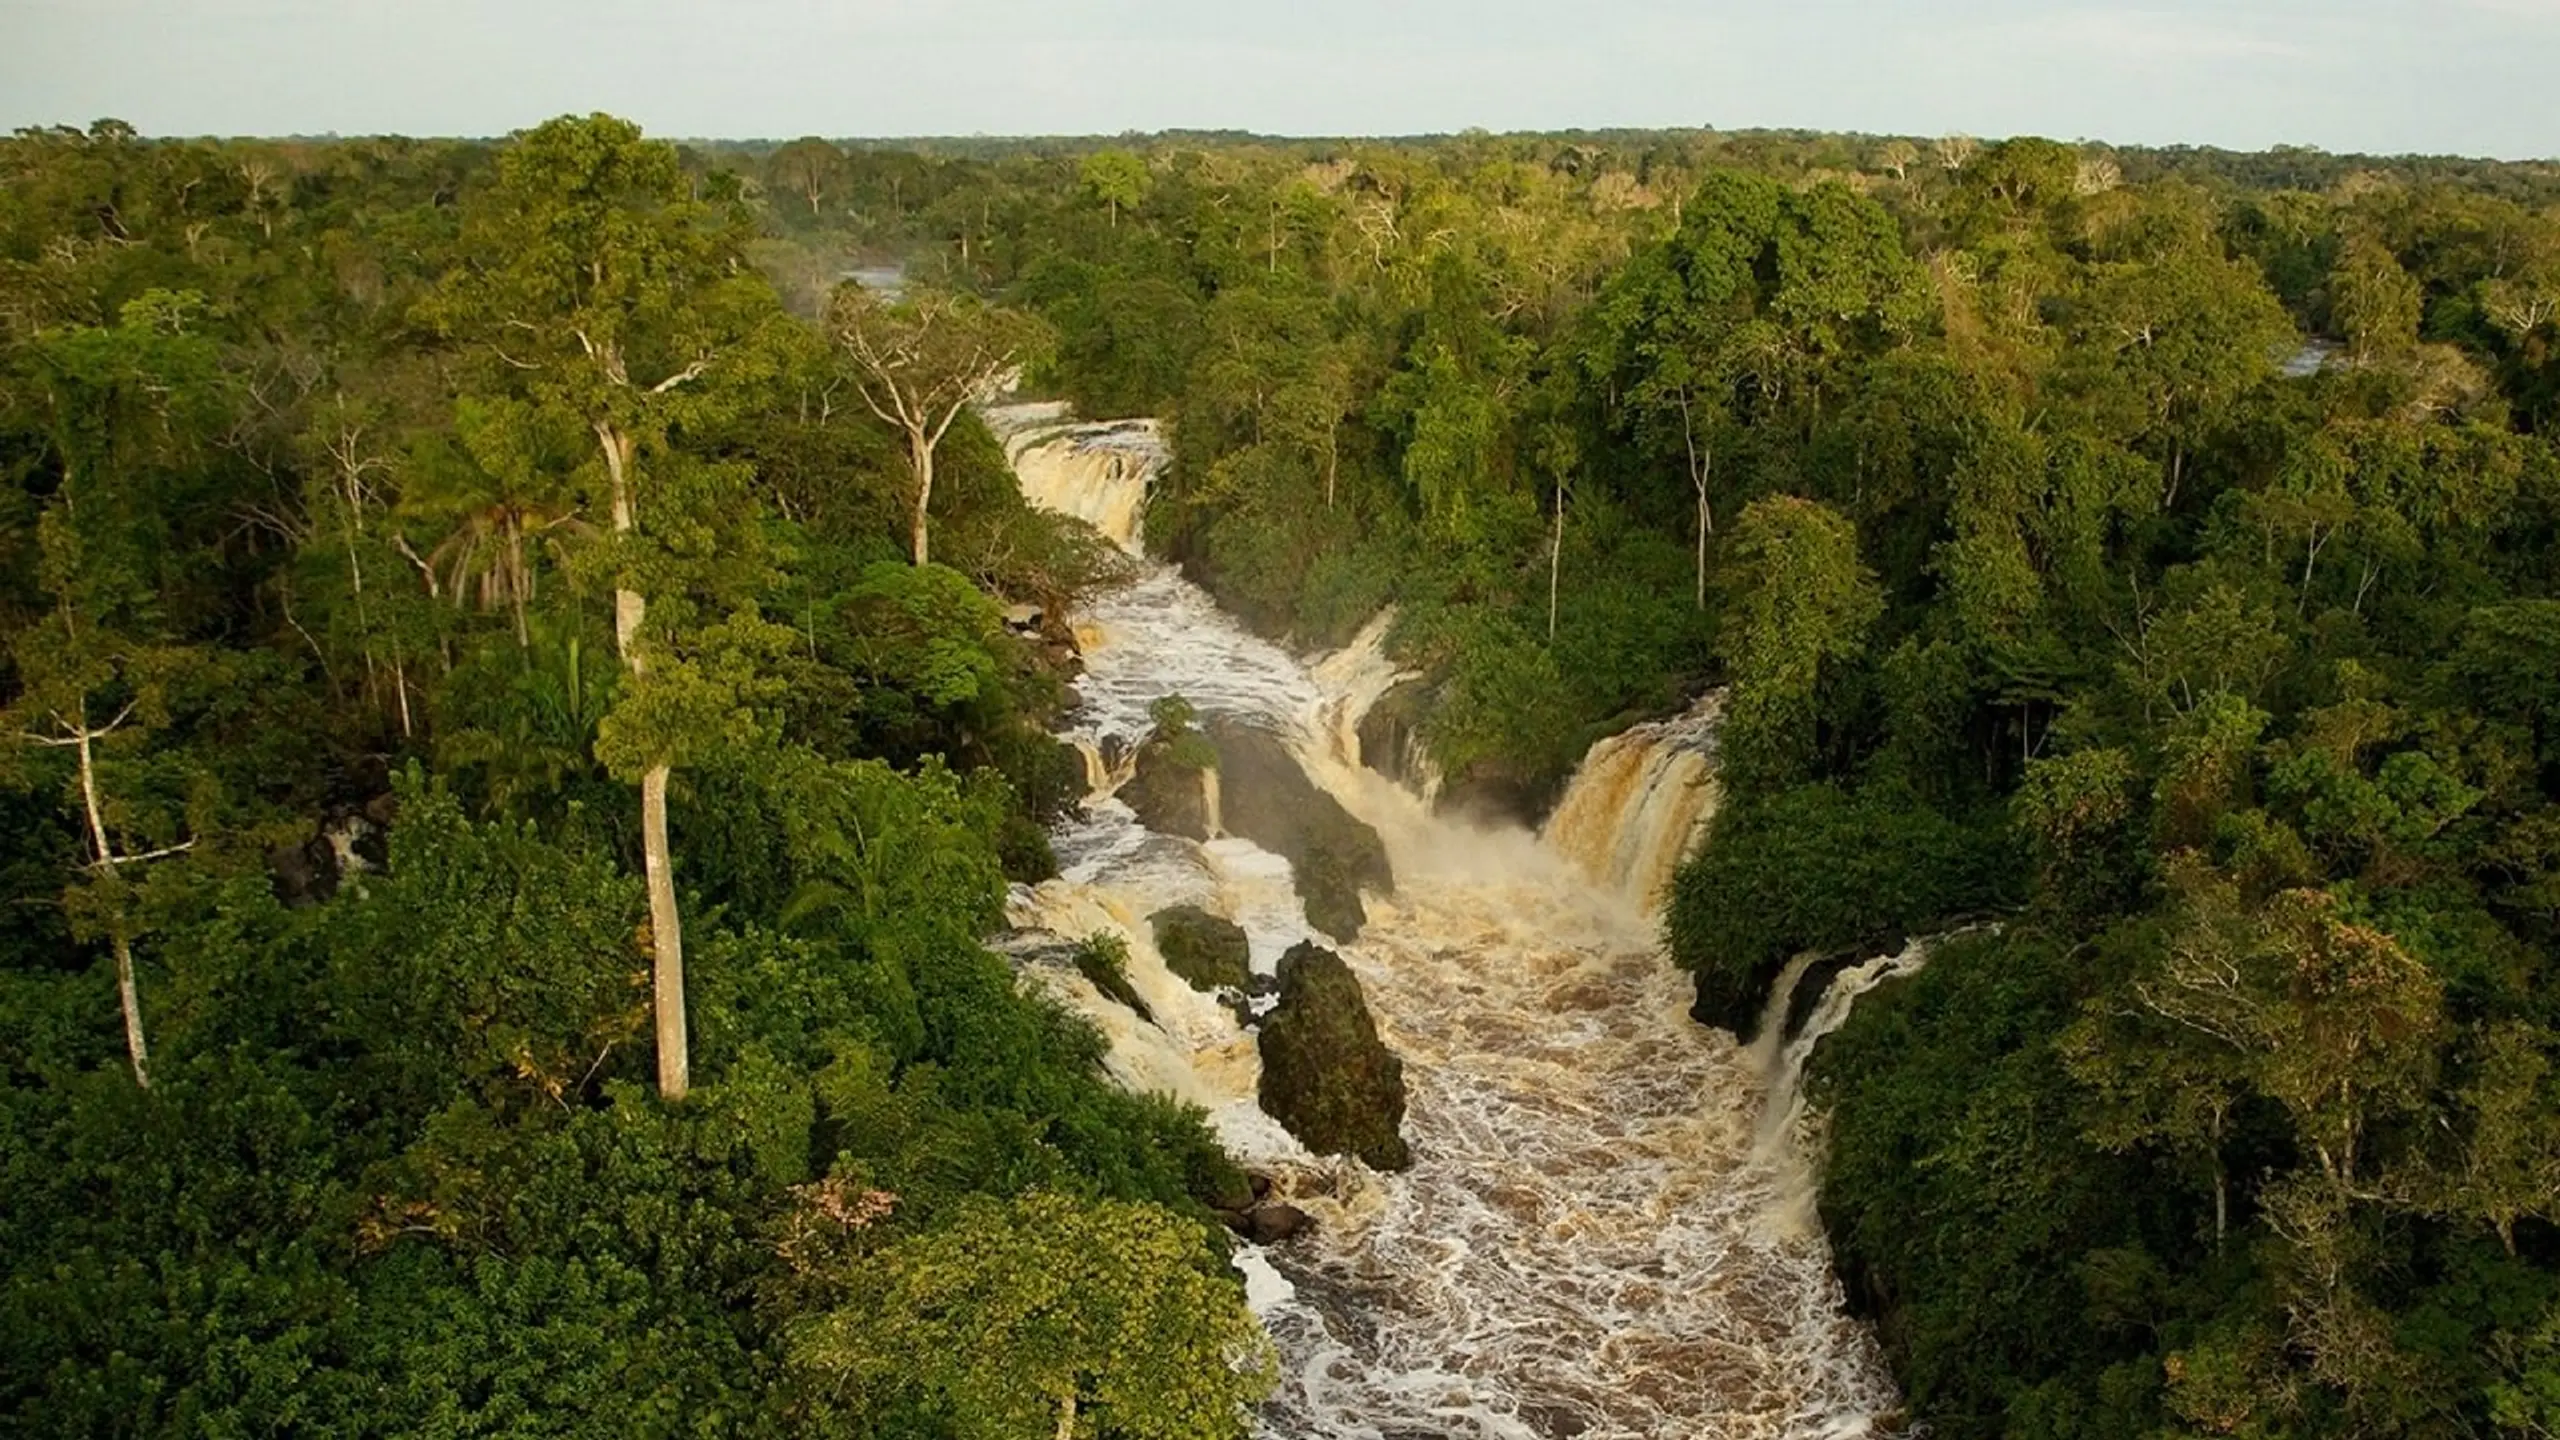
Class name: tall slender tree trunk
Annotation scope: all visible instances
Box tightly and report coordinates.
[1695,484,1709,611]
[598,420,689,1102]
[113,929,149,1089]
[509,524,531,647]
[908,430,936,567]
[1679,393,1713,610]
[641,762,687,1099]
[66,707,150,1088]
[391,652,414,739]
[1548,483,1565,644]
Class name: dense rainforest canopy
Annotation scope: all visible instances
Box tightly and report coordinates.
[8,112,2560,1438]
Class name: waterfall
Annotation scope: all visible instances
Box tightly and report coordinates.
[1541,694,1725,911]
[1002,413,1898,1439]
[1756,940,1936,1152]
[1746,935,1971,1244]
[988,402,1162,554]
[1309,611,1414,771]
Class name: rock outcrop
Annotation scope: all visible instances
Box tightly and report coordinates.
[1256,942,1411,1171]
[1120,739,1213,840]
[1354,678,1431,790]
[1150,905,1251,993]
[1205,717,1392,943]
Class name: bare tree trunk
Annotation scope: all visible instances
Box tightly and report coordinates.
[1679,393,1713,610]
[509,525,531,648]
[1695,484,1709,611]
[643,762,688,1101]
[2214,1163,2228,1247]
[909,430,936,567]
[1548,483,1565,644]
[391,652,414,739]
[598,420,689,1102]
[114,929,149,1089]
[69,709,150,1088]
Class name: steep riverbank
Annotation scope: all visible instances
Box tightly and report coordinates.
[995,411,1900,1439]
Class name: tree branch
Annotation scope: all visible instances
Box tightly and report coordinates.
[649,359,709,394]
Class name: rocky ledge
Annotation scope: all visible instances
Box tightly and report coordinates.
[1257,941,1411,1171]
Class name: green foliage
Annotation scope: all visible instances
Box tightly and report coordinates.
[0,113,1254,1440]
[1715,496,1884,789]
[1666,783,2011,1030]
[14,111,2560,1440]
[789,1191,1272,1440]
[1070,932,1152,1022]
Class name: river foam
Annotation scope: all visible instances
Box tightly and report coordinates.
[998,411,1901,1439]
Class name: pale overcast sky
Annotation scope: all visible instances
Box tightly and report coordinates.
[1,0,2551,158]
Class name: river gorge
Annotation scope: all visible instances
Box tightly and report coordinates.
[991,408,1901,1440]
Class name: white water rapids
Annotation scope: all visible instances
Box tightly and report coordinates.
[993,409,1901,1439]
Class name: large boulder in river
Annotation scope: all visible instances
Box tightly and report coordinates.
[1355,678,1431,789]
[1151,905,1251,992]
[1120,738,1213,840]
[1257,942,1411,1171]
[1205,716,1393,943]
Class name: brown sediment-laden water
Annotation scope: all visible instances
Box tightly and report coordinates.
[991,406,1899,1439]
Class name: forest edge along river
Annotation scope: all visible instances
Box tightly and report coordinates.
[990,404,1909,1440]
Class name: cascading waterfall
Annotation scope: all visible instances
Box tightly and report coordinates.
[1541,694,1725,909]
[1310,611,1415,771]
[1746,928,1996,1239]
[1753,926,1997,1151]
[998,412,1900,1438]
[989,401,1163,553]
[1759,941,1933,1146]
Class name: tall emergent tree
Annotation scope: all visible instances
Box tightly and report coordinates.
[765,136,847,222]
[5,291,229,1089]
[1078,149,1150,229]
[825,284,1051,567]
[435,113,777,1101]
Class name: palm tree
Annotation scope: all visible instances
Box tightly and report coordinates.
[407,397,590,646]
[425,494,588,646]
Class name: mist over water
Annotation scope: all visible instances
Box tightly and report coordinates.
[998,414,1900,1439]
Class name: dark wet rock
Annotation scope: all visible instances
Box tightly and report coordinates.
[1248,1202,1311,1244]
[1257,942,1411,1171]
[996,930,1156,1026]
[1205,717,1393,943]
[268,805,390,908]
[1356,678,1431,788]
[1249,1172,1273,1201]
[1435,763,1559,831]
[1071,940,1153,1025]
[268,841,328,907]
[1121,739,1214,840]
[1151,905,1251,993]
